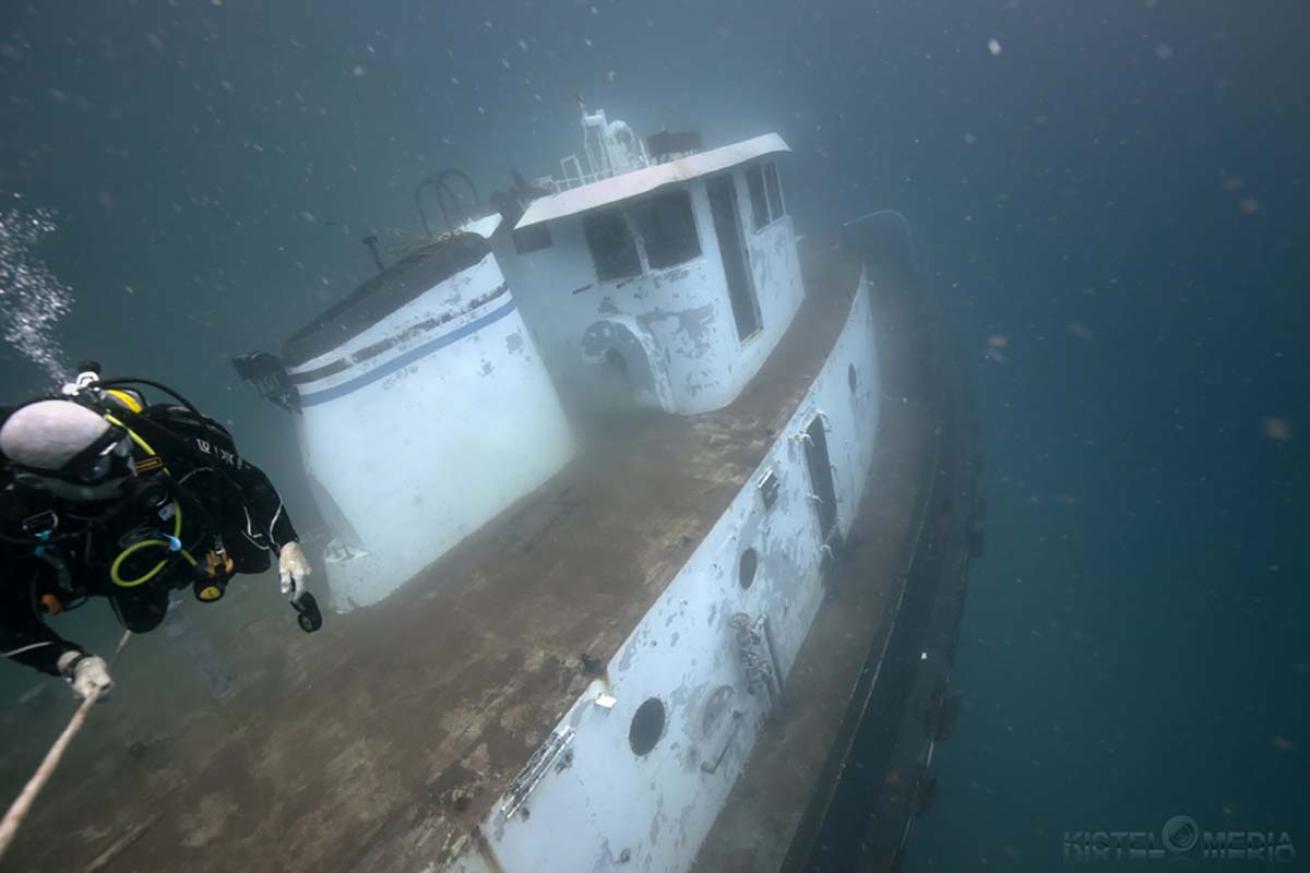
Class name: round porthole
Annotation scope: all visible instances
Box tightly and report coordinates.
[629,698,666,756]
[738,548,758,590]
[848,363,858,395]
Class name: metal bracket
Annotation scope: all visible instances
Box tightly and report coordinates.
[500,726,575,820]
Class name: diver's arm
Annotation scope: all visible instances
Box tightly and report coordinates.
[231,459,299,548]
[0,564,82,676]
[231,460,312,599]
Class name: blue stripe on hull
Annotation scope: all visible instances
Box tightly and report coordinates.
[297,298,518,408]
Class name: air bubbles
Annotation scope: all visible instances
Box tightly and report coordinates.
[0,205,75,381]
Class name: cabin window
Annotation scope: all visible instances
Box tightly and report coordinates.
[584,209,642,281]
[631,189,700,269]
[746,165,769,231]
[512,223,552,254]
[763,162,786,221]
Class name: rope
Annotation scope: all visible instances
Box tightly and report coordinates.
[0,629,132,862]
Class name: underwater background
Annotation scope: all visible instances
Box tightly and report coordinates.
[1,0,1307,869]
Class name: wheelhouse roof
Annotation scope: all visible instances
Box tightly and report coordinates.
[515,133,789,230]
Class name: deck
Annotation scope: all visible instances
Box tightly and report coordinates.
[0,239,862,872]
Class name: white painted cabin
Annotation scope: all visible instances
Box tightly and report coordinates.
[492,110,806,415]
[278,223,573,609]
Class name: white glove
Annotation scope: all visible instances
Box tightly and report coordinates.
[278,541,312,601]
[57,651,113,701]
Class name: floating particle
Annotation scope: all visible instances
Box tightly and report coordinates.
[1238,197,1261,215]
[1221,176,1245,191]
[502,58,511,69]
[987,38,1002,56]
[1272,736,1296,753]
[607,70,616,82]
[1154,44,1174,60]
[518,38,529,51]
[1262,417,1291,442]
[1067,322,1094,340]
[964,132,977,144]
[987,335,1009,349]
[352,65,365,78]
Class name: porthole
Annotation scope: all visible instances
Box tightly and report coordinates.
[848,363,858,395]
[738,548,758,590]
[629,698,666,756]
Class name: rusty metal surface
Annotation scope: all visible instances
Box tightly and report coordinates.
[1,237,857,873]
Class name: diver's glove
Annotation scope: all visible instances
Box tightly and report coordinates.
[57,651,113,701]
[277,541,312,601]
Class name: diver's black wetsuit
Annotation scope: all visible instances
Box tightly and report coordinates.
[0,403,298,676]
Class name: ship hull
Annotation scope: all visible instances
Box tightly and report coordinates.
[2,227,976,873]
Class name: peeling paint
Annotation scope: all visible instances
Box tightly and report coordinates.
[293,254,574,609]
[477,275,881,873]
[491,171,805,416]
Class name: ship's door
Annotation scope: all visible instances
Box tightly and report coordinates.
[707,176,761,340]
[804,415,838,538]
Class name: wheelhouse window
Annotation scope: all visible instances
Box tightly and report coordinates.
[512,222,552,255]
[631,189,700,269]
[746,165,769,230]
[584,209,642,280]
[763,163,786,221]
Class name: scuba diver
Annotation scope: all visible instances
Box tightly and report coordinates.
[0,364,321,702]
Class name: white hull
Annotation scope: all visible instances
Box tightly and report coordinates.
[451,271,879,872]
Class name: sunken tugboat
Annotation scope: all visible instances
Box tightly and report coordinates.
[13,107,981,872]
